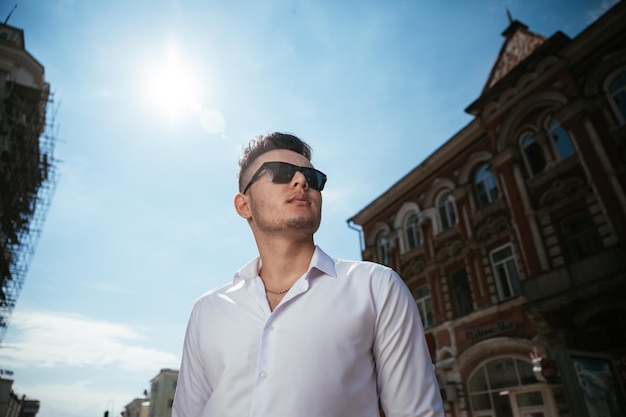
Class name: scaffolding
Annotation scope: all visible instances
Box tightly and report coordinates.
[0,73,58,344]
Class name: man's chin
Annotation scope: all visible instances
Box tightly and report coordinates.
[286,217,320,233]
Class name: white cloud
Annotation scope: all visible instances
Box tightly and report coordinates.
[0,310,179,371]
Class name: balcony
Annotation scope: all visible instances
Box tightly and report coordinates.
[522,246,626,305]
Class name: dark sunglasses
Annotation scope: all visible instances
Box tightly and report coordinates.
[243,161,327,194]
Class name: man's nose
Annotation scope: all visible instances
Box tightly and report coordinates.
[291,170,309,190]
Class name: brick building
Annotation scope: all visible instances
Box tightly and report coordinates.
[349,3,626,417]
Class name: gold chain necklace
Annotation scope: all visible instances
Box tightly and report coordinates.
[265,287,291,295]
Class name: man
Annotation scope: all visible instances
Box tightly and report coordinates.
[173,132,444,417]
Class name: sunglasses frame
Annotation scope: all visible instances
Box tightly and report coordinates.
[243,161,327,194]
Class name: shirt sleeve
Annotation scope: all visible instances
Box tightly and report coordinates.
[172,300,212,417]
[372,268,444,417]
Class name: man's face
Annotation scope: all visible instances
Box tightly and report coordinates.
[240,149,323,237]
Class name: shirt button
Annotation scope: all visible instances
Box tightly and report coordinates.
[259,371,267,379]
[268,325,274,331]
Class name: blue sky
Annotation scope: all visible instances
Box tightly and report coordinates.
[0,1,618,416]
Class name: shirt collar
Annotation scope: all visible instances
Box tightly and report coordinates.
[232,245,337,286]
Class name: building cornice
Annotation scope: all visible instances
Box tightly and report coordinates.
[349,119,483,225]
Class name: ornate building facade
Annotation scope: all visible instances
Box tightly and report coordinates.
[349,3,626,417]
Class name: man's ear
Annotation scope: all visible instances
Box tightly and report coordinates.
[234,193,252,219]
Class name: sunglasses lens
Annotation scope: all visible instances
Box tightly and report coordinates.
[265,162,326,191]
[266,163,295,183]
[302,169,323,191]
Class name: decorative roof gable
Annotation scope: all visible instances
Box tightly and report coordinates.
[482,19,547,93]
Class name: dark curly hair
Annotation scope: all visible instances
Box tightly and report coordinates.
[238,132,313,192]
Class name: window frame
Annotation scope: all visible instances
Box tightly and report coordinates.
[377,230,390,265]
[608,70,626,125]
[489,243,522,301]
[450,268,474,317]
[467,357,538,417]
[475,164,499,207]
[413,285,434,328]
[560,212,603,262]
[520,132,546,177]
[547,119,575,160]
[405,213,422,250]
[437,191,457,231]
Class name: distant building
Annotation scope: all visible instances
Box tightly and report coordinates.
[0,378,20,417]
[124,396,149,417]
[17,398,39,417]
[349,2,626,417]
[148,369,178,417]
[0,377,39,417]
[0,19,57,343]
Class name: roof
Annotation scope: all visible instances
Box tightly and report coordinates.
[481,19,547,94]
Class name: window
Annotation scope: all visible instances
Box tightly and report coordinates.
[548,119,574,159]
[561,212,602,261]
[521,133,545,176]
[451,268,473,317]
[405,213,422,250]
[413,285,434,328]
[609,71,626,124]
[490,244,521,300]
[438,191,457,231]
[475,164,499,207]
[468,358,536,417]
[582,309,626,352]
[377,231,390,265]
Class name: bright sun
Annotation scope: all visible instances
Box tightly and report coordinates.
[145,43,200,122]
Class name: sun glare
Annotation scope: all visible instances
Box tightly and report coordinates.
[145,43,200,122]
[139,41,226,135]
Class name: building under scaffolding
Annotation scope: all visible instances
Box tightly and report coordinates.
[0,22,57,344]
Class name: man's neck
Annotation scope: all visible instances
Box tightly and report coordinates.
[257,237,315,289]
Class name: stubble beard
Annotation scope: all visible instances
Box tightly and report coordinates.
[251,204,321,235]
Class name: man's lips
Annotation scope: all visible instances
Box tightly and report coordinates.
[287,192,309,203]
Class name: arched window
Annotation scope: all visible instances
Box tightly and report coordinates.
[468,358,537,416]
[521,133,546,176]
[609,71,626,125]
[438,191,457,231]
[377,231,390,265]
[405,213,422,250]
[475,164,499,207]
[548,119,574,159]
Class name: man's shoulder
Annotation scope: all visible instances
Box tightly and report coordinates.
[331,256,398,283]
[194,281,236,304]
[316,246,393,277]
[326,258,402,288]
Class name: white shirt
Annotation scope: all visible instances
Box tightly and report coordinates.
[173,246,443,417]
